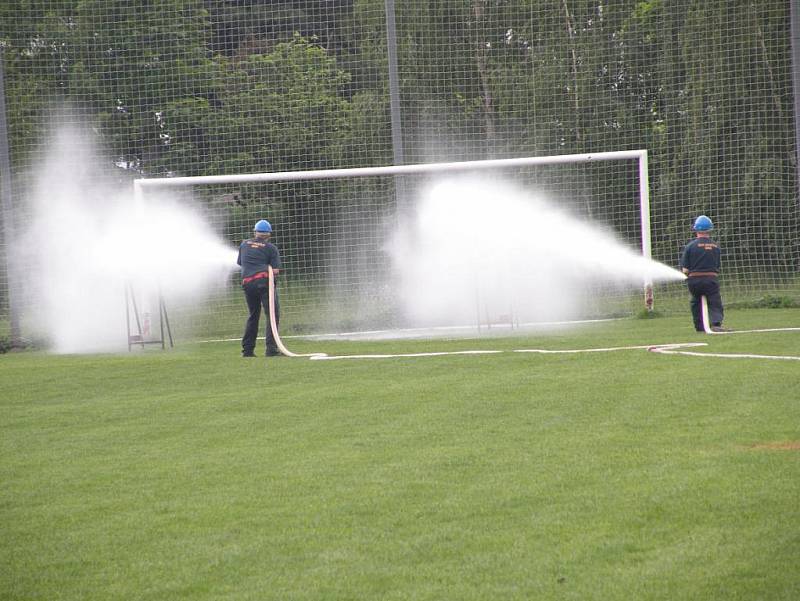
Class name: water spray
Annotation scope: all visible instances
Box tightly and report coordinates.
[388,177,686,332]
[21,127,238,353]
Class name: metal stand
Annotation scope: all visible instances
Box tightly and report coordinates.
[125,283,174,351]
[475,286,518,333]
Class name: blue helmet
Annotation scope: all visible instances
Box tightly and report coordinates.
[254,219,272,233]
[692,215,713,231]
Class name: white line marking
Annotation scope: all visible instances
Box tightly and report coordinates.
[194,325,800,345]
[699,296,800,335]
[193,290,800,361]
[514,344,667,354]
[194,337,799,361]
[309,350,503,361]
[310,343,800,362]
[648,343,800,361]
[303,318,620,340]
[313,344,691,360]
[192,318,621,343]
[705,327,800,334]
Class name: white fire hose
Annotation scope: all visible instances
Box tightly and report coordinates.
[267,266,327,358]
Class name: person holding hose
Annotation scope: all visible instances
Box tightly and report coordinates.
[237,219,282,357]
[679,215,728,332]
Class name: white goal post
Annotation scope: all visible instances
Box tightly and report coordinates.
[134,149,654,310]
[134,150,653,336]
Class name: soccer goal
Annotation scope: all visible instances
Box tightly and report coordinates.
[134,150,656,339]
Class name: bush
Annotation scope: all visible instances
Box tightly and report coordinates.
[0,336,39,353]
[728,295,800,309]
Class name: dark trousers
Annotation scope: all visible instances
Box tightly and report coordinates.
[242,280,280,354]
[687,276,723,331]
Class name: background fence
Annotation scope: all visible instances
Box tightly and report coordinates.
[1,1,798,344]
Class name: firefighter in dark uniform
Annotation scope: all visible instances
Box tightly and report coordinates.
[679,215,727,332]
[237,219,282,357]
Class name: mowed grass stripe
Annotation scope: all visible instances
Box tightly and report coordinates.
[1,310,799,600]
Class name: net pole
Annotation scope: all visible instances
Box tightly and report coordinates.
[638,150,654,311]
[384,0,404,167]
[792,0,800,211]
[0,51,21,346]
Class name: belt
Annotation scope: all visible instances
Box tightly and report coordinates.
[242,271,268,285]
[688,271,718,278]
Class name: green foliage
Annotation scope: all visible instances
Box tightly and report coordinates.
[0,0,797,304]
[616,1,796,268]
[0,334,39,353]
[728,294,800,309]
[210,34,352,174]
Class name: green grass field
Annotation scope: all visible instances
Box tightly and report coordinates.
[2,309,799,600]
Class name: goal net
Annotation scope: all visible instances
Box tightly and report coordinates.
[1,2,797,347]
[136,151,665,340]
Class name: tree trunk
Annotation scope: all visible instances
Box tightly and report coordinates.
[562,0,581,144]
[472,0,496,153]
[750,2,789,165]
